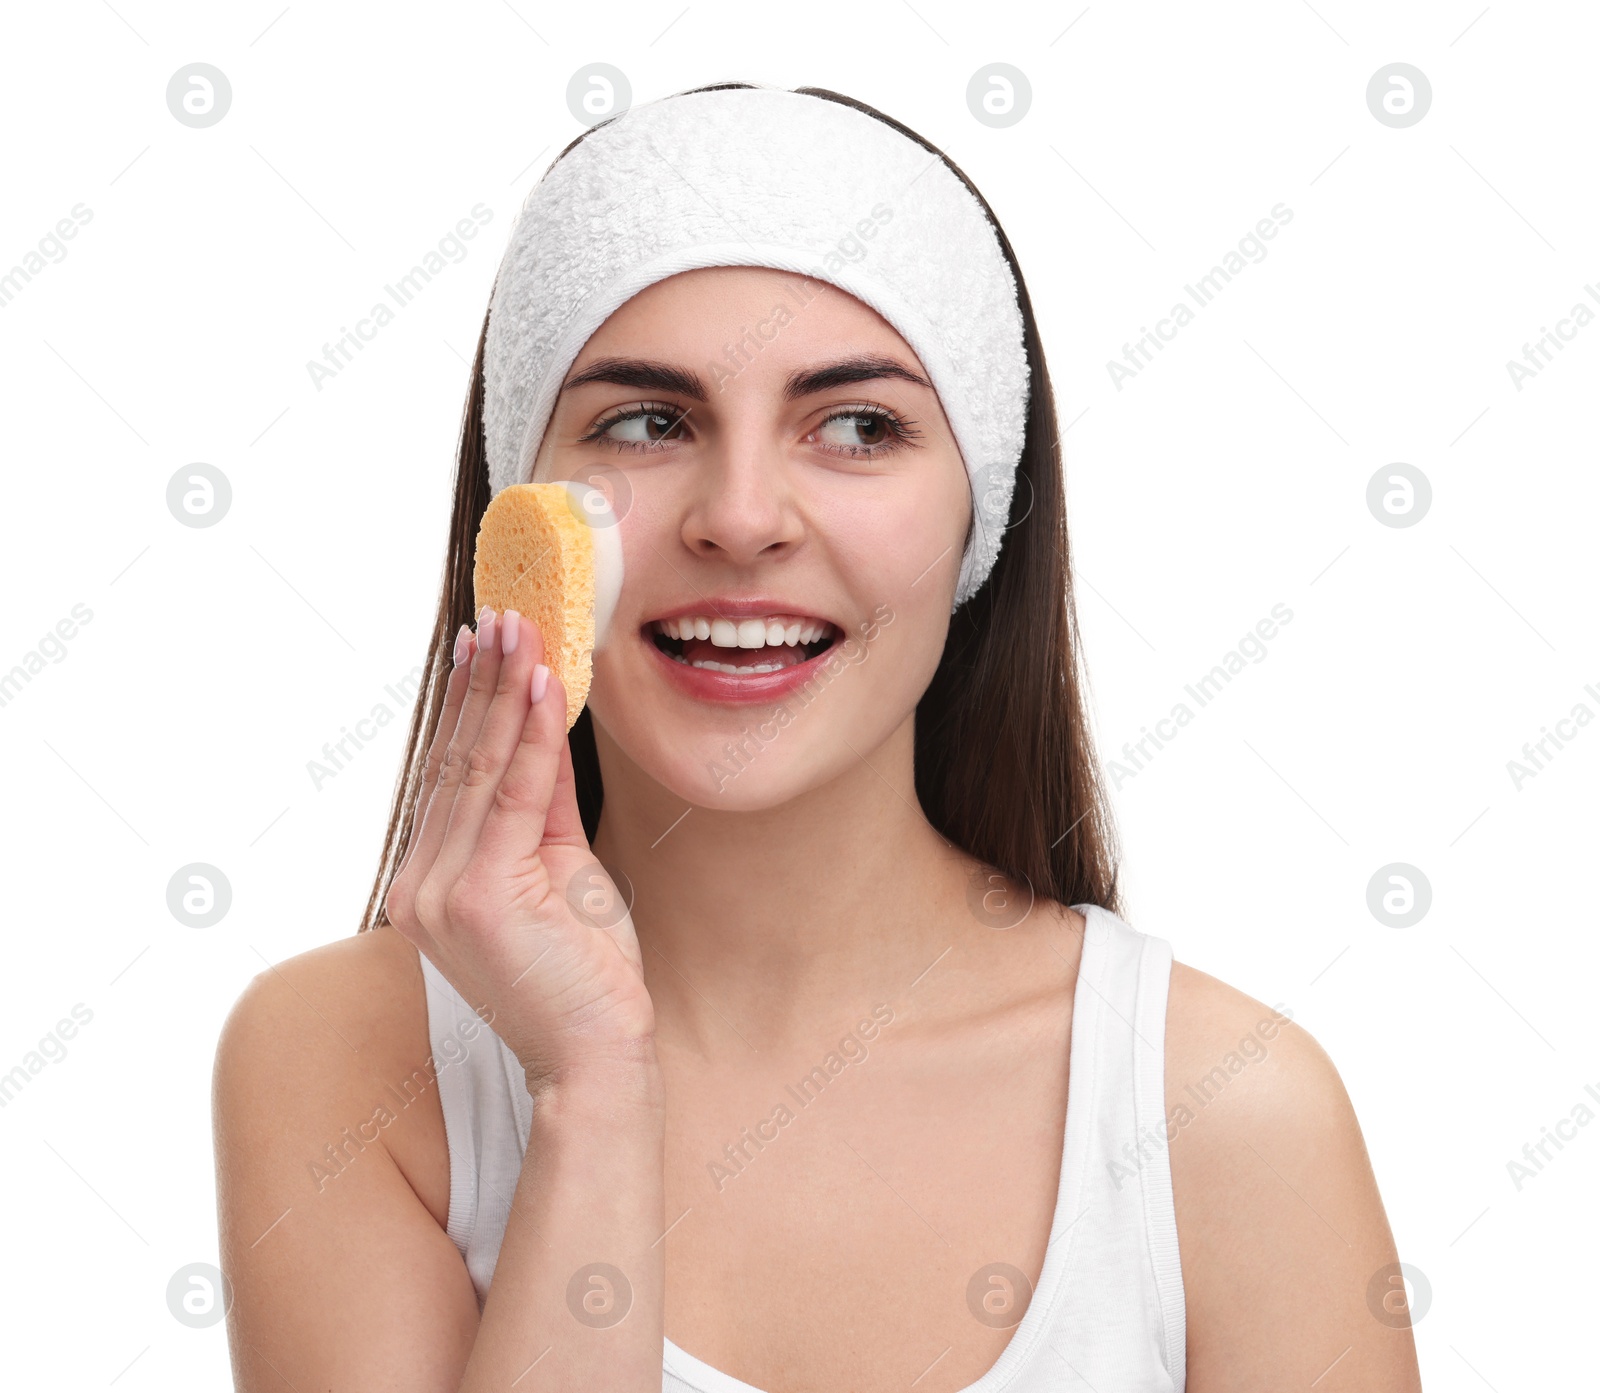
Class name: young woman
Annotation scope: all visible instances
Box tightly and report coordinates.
[213,84,1422,1392]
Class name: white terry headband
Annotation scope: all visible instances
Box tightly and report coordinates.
[481,84,1031,610]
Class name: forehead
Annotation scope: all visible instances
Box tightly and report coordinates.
[570,265,927,378]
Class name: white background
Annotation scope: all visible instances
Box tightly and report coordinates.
[1,1,1594,1387]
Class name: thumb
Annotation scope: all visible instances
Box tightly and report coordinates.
[472,660,585,870]
[539,675,589,850]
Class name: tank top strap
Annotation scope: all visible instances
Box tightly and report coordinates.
[1063,902,1188,1388]
[417,949,533,1308]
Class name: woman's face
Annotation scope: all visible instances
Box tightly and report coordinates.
[532,264,971,811]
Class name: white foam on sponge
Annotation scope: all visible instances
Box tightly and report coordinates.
[559,480,624,651]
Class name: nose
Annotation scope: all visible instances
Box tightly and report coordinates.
[679,421,806,566]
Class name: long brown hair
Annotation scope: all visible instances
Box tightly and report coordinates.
[357,81,1122,934]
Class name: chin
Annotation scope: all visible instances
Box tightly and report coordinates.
[699,738,852,810]
[590,684,869,812]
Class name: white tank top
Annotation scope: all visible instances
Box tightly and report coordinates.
[419,901,1187,1391]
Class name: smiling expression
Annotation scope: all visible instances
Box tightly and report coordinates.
[531,265,973,809]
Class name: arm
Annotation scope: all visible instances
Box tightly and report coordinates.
[459,1062,664,1390]
[213,937,666,1392]
[1165,963,1423,1391]
[212,946,480,1390]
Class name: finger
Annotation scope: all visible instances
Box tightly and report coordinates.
[405,605,505,883]
[540,711,588,851]
[394,624,475,881]
[431,606,549,889]
[471,656,576,876]
[453,604,508,755]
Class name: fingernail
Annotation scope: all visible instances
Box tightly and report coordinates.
[530,664,550,703]
[477,605,497,652]
[452,624,470,667]
[502,609,521,655]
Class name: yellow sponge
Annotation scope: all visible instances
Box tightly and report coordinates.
[472,483,598,731]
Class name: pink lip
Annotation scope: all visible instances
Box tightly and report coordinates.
[637,594,845,706]
[643,626,843,705]
[645,596,839,628]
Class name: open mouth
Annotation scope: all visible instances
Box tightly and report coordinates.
[646,615,841,675]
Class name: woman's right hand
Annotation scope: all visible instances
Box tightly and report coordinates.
[384,606,656,1093]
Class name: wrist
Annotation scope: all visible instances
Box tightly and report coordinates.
[524,1043,664,1111]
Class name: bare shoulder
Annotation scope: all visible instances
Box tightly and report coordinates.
[1163,960,1421,1391]
[213,924,447,1225]
[1165,960,1315,1129]
[211,925,474,1389]
[217,923,424,1053]
[216,923,427,1065]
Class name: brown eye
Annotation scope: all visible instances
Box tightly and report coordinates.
[813,406,911,456]
[582,403,690,452]
[817,413,889,448]
[607,410,684,444]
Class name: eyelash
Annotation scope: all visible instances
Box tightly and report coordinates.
[577,401,922,458]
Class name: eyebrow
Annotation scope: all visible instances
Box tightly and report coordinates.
[560,353,933,403]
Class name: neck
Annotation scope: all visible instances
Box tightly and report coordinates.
[589,716,971,1058]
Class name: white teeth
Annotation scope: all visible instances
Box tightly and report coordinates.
[687,657,787,673]
[654,615,833,649]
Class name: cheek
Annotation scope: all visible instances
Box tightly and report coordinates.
[585,461,964,742]
[815,471,968,592]
[587,497,668,661]
[609,482,673,583]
